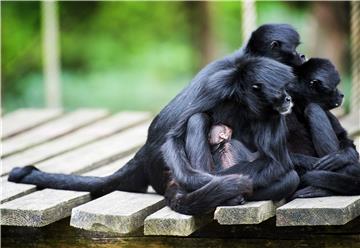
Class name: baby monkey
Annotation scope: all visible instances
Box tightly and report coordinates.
[209,124,259,171]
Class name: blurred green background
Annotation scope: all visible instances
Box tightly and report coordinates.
[1,1,352,114]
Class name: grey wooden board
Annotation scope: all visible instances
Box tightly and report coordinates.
[0,122,150,227]
[83,154,135,177]
[33,121,150,174]
[340,111,360,137]
[0,189,91,227]
[2,108,63,140]
[1,180,36,204]
[144,206,212,236]
[70,191,165,234]
[2,112,150,175]
[2,109,108,157]
[276,196,360,226]
[214,200,282,225]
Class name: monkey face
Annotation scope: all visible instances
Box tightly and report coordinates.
[237,57,295,116]
[292,58,343,110]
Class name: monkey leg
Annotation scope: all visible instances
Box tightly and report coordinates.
[165,174,252,215]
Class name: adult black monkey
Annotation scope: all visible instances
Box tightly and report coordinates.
[9,24,303,214]
[184,23,305,173]
[9,56,297,213]
[286,58,360,197]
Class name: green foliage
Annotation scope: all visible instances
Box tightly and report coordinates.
[1,1,352,113]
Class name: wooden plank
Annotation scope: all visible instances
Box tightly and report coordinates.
[83,154,135,177]
[33,121,150,175]
[2,109,108,157]
[2,112,150,174]
[0,123,150,227]
[70,191,165,234]
[276,196,360,226]
[214,200,283,225]
[340,112,360,137]
[1,180,36,204]
[144,207,212,236]
[2,108,62,139]
[0,189,90,227]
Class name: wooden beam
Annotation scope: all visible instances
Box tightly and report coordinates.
[71,191,165,234]
[144,206,212,236]
[214,200,283,225]
[276,196,360,226]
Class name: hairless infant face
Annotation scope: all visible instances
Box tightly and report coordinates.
[208,124,232,145]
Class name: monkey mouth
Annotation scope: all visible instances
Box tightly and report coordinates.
[277,102,294,115]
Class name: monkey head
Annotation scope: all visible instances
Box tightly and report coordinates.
[290,58,344,110]
[245,24,306,67]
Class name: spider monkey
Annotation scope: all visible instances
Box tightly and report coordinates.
[286,58,360,197]
[8,24,304,215]
[208,123,259,171]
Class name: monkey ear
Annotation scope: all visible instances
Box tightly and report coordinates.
[270,40,281,49]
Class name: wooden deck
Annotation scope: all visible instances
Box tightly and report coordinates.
[1,108,360,240]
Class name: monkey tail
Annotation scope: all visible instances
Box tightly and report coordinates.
[302,170,360,195]
[8,147,149,198]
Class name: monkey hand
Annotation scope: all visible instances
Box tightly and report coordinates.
[313,150,352,171]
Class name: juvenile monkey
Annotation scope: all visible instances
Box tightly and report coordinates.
[208,123,259,171]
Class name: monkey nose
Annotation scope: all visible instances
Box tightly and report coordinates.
[285,96,292,102]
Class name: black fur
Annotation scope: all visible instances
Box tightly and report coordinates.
[286,58,360,197]
[8,24,304,215]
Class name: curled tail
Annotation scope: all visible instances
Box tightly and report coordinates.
[8,148,149,199]
[302,170,360,195]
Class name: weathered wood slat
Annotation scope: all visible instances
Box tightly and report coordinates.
[2,112,150,175]
[0,123,149,226]
[2,108,63,140]
[340,112,360,137]
[144,207,212,236]
[2,109,108,157]
[83,154,135,177]
[70,191,165,234]
[1,180,36,204]
[214,200,283,225]
[276,196,360,226]
[34,122,150,174]
[0,189,91,227]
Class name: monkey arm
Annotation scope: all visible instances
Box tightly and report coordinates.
[185,113,215,172]
[304,103,357,171]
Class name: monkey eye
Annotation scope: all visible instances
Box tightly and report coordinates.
[252,84,262,91]
[309,79,320,87]
[270,41,281,49]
